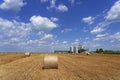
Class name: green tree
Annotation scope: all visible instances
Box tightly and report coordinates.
[99,48,103,53]
[96,48,104,53]
[96,49,99,53]
[78,48,86,53]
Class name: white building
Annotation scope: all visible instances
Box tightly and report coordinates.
[70,46,78,53]
[70,46,74,53]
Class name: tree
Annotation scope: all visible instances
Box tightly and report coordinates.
[78,48,86,53]
[99,48,103,53]
[96,48,103,53]
[96,49,99,53]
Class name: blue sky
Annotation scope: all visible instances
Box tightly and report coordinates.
[0,0,120,52]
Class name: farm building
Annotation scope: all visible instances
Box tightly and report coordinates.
[70,46,78,53]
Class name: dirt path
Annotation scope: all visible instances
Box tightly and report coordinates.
[0,53,120,80]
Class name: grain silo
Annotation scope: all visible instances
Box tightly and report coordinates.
[70,46,79,54]
[75,46,78,53]
[70,46,74,53]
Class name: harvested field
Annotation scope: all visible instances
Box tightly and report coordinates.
[0,53,120,80]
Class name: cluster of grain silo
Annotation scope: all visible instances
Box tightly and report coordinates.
[70,46,78,53]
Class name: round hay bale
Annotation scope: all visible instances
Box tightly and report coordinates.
[43,56,58,69]
[25,52,30,56]
[86,52,90,55]
[84,51,90,55]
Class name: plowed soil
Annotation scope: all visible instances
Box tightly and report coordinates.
[0,53,120,80]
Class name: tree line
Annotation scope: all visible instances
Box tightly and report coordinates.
[96,48,120,54]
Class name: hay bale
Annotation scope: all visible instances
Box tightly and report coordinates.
[85,51,90,55]
[86,52,90,55]
[43,56,58,69]
[25,52,30,56]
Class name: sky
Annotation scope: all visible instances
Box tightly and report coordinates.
[0,0,120,52]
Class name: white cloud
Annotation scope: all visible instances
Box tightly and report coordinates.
[30,15,57,31]
[75,39,79,42]
[41,0,48,3]
[84,32,120,51]
[105,0,120,22]
[62,41,68,44]
[0,17,31,39]
[82,16,95,25]
[0,15,59,52]
[69,0,75,5]
[91,0,120,35]
[93,38,100,41]
[61,28,72,33]
[91,27,105,34]
[41,0,68,12]
[91,0,120,34]
[0,15,57,41]
[90,20,111,34]
[46,0,56,10]
[50,17,59,22]
[37,31,54,40]
[110,32,120,41]
[96,33,108,38]
[37,31,46,36]
[93,32,120,42]
[56,4,68,12]
[41,34,53,40]
[0,0,27,11]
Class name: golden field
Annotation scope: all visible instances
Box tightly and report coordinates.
[0,53,120,80]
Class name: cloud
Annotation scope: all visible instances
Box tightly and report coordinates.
[93,33,108,41]
[83,39,120,51]
[56,4,68,12]
[96,33,108,38]
[61,28,72,33]
[69,0,75,5]
[93,32,120,41]
[37,31,53,40]
[0,0,27,12]
[41,34,53,40]
[91,27,105,34]
[110,32,120,41]
[41,0,48,3]
[0,17,31,40]
[46,0,56,10]
[93,38,100,41]
[105,0,120,22]
[82,16,95,25]
[90,20,111,34]
[0,16,58,52]
[90,32,120,50]
[91,0,120,34]
[50,17,59,22]
[30,15,57,31]
[62,41,68,44]
[42,0,68,12]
